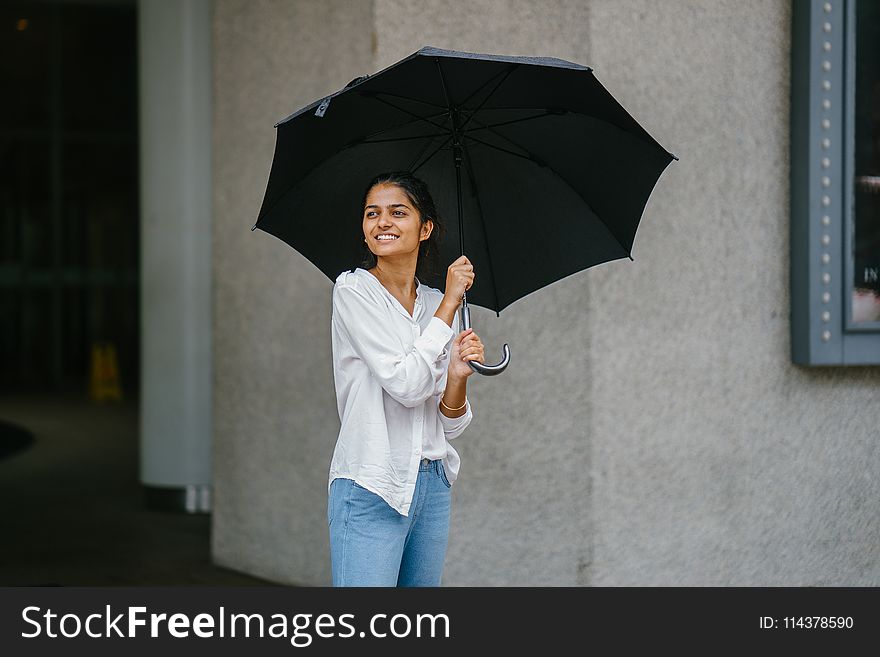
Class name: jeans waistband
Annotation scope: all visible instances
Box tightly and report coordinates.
[419,457,441,471]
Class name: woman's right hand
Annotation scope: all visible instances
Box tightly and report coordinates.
[443,255,475,306]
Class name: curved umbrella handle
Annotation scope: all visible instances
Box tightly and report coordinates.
[459,297,511,376]
[468,342,511,376]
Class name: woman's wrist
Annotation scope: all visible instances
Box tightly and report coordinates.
[434,297,460,328]
[439,375,468,417]
[445,371,466,387]
[440,394,467,411]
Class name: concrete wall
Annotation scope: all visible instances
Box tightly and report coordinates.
[211,0,880,586]
[211,0,372,584]
[587,0,880,586]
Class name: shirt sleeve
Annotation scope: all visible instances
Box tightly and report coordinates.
[437,395,473,440]
[333,281,454,408]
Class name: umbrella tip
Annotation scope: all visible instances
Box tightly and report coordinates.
[251,223,257,231]
[671,152,680,162]
[628,254,634,261]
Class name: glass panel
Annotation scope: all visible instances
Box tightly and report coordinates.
[853,1,880,323]
[0,4,51,130]
[0,2,138,391]
[63,140,139,271]
[60,4,137,133]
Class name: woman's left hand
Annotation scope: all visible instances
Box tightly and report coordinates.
[448,328,485,379]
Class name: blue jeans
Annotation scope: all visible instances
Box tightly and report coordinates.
[328,458,452,586]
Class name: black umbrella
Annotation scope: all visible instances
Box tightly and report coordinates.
[254,45,676,376]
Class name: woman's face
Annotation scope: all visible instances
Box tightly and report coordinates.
[363,183,432,259]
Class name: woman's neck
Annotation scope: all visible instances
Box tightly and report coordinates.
[370,257,417,298]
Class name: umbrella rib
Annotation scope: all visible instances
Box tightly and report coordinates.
[353,109,450,144]
[471,106,674,158]
[367,95,450,133]
[463,127,630,255]
[365,90,447,110]
[458,64,520,132]
[461,139,501,317]
[473,105,558,112]
[410,135,453,174]
[458,65,516,109]
[462,132,533,163]
[362,132,450,144]
[465,111,554,132]
[433,57,520,130]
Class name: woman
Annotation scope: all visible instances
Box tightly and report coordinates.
[327,171,485,587]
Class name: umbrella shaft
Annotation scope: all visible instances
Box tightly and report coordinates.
[452,136,471,330]
[459,294,470,331]
[453,140,464,256]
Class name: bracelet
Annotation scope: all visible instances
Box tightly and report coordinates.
[440,395,468,412]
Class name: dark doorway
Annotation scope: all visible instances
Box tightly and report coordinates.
[0,0,139,396]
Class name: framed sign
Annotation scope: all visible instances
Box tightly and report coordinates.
[791,0,880,364]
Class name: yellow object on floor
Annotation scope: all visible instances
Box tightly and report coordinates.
[89,342,123,402]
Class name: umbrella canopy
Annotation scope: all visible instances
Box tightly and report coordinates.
[255,45,675,315]
[255,46,675,375]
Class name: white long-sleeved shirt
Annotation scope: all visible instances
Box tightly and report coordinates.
[328,266,473,516]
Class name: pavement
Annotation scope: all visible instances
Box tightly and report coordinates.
[0,391,276,586]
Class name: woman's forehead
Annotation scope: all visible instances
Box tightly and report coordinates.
[366,183,409,205]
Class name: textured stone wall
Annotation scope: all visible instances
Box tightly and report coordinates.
[212,0,880,586]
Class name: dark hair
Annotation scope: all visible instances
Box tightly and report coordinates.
[357,171,446,282]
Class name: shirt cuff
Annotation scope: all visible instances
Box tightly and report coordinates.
[420,316,455,361]
[438,397,472,433]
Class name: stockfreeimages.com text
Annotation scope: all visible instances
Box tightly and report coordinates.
[21,605,450,646]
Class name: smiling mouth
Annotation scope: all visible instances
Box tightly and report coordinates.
[374,235,399,241]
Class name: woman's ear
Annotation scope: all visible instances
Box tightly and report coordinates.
[421,219,433,241]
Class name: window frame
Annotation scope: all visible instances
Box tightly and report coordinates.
[790,0,880,365]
